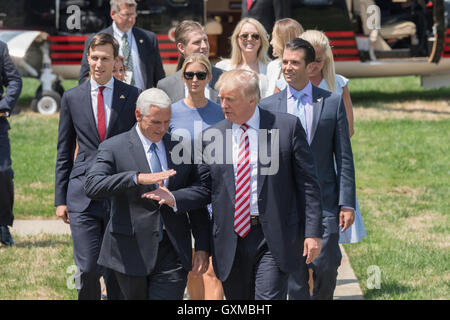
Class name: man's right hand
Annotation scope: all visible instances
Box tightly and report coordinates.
[56,205,69,224]
[137,170,176,185]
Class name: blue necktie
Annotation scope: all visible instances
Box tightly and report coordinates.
[149,143,164,242]
[295,91,308,138]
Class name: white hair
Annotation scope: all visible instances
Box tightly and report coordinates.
[136,88,172,115]
[110,0,137,13]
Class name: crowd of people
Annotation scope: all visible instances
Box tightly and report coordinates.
[0,0,367,300]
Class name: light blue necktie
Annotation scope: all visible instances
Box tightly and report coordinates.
[149,143,164,242]
[295,91,308,138]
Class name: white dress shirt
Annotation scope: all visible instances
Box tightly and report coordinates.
[90,76,114,132]
[231,107,260,216]
[112,22,145,90]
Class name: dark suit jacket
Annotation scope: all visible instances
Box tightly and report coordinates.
[259,86,356,216]
[84,128,210,277]
[78,25,165,89]
[0,40,22,133]
[54,78,139,213]
[175,107,323,281]
[242,0,292,34]
[157,66,223,104]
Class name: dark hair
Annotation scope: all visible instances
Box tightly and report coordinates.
[284,38,316,65]
[87,33,120,58]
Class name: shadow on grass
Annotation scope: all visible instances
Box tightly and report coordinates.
[364,280,414,300]
[351,88,450,104]
[7,239,70,249]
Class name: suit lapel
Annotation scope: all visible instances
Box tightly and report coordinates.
[133,27,147,88]
[257,108,275,198]
[278,89,288,113]
[80,81,101,144]
[107,79,126,138]
[221,122,236,204]
[162,133,176,189]
[128,126,151,173]
[309,85,325,143]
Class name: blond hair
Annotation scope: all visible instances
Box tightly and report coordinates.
[272,18,304,59]
[180,53,212,78]
[215,69,260,104]
[229,18,270,67]
[300,30,336,92]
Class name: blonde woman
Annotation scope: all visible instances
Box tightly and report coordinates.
[170,53,225,300]
[215,18,270,97]
[266,18,304,97]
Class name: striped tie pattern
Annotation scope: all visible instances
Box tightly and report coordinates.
[234,123,251,238]
[122,33,135,86]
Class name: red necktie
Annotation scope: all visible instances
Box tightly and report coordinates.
[97,86,106,142]
[234,123,251,238]
[247,0,253,10]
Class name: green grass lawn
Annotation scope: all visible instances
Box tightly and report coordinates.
[5,75,450,299]
[0,234,77,299]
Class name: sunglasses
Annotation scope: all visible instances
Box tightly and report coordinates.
[184,71,208,80]
[238,33,260,41]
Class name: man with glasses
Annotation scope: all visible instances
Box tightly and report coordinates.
[79,0,165,91]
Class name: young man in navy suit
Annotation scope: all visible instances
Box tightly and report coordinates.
[259,38,356,300]
[79,0,165,90]
[55,33,139,299]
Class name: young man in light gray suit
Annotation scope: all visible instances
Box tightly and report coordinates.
[259,38,356,300]
[157,20,222,104]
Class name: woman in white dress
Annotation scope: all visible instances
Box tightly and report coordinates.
[299,30,365,245]
[215,17,270,97]
[266,18,304,97]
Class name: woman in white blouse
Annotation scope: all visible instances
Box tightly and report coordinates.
[266,18,304,97]
[215,18,270,97]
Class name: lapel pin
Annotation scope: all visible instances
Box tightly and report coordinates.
[120,95,125,99]
[139,39,144,44]
[316,98,322,103]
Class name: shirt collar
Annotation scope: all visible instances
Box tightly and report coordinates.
[90,76,114,92]
[112,21,132,40]
[232,106,260,133]
[288,81,313,104]
[135,124,165,153]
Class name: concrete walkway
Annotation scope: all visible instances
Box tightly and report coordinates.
[9,219,364,300]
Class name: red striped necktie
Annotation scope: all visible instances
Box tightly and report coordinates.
[247,0,253,11]
[234,123,251,238]
[97,86,106,142]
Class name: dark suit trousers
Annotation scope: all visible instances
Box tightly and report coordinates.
[0,130,14,226]
[288,214,342,300]
[222,223,288,300]
[69,200,122,300]
[114,231,188,300]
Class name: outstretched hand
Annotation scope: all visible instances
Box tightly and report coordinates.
[142,182,175,207]
[137,170,176,186]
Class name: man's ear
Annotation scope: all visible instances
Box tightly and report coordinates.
[177,43,185,56]
[110,9,116,20]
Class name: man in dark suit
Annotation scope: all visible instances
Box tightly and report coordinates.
[242,0,292,34]
[55,33,139,299]
[157,20,223,104]
[146,69,323,300]
[259,38,356,300]
[84,88,210,299]
[0,40,22,246]
[78,0,165,90]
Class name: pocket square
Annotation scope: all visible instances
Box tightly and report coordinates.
[120,95,125,99]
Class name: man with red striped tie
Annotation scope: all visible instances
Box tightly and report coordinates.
[146,69,323,300]
[55,33,140,300]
